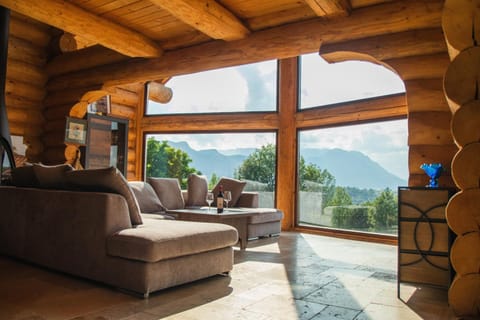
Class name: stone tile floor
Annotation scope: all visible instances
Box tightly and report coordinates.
[0,232,455,319]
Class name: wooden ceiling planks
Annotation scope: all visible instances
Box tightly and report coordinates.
[246,6,317,31]
[218,0,305,18]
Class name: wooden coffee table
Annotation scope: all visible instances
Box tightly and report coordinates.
[167,207,278,250]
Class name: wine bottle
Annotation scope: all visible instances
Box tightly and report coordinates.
[216,185,224,213]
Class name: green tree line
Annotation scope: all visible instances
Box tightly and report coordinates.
[147,140,397,231]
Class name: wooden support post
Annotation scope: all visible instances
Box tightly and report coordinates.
[277,57,298,230]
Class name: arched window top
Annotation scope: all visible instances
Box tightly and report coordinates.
[147,60,277,115]
[300,53,405,109]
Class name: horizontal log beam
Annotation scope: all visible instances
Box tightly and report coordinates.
[408,111,454,145]
[46,45,129,77]
[409,144,458,175]
[48,0,443,90]
[140,112,279,132]
[320,28,447,63]
[9,13,51,47]
[8,35,47,66]
[296,93,407,128]
[150,0,250,41]
[405,78,450,112]
[385,52,450,81]
[0,0,163,57]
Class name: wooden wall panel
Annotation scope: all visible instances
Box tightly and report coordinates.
[6,12,50,163]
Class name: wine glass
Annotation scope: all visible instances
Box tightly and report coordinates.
[206,192,214,212]
[224,191,232,209]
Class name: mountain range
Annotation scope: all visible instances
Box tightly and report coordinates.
[168,141,406,190]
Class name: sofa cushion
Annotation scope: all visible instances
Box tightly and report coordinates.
[11,164,38,187]
[33,163,74,189]
[186,174,208,207]
[65,167,143,226]
[107,219,238,263]
[212,177,247,207]
[129,181,166,213]
[147,177,184,210]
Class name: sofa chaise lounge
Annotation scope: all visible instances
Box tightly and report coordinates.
[0,165,238,297]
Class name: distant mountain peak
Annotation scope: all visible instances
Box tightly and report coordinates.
[164,140,406,190]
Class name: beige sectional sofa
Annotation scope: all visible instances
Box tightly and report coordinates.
[0,165,238,297]
[131,174,283,240]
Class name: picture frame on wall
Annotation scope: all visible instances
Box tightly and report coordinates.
[65,117,88,145]
[87,95,111,115]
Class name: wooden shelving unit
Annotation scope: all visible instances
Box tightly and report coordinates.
[81,114,129,175]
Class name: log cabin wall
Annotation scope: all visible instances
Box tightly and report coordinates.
[42,82,143,180]
[3,2,457,203]
[5,12,142,179]
[6,12,50,163]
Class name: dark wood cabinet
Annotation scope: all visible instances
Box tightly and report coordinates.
[397,187,456,297]
[81,114,128,175]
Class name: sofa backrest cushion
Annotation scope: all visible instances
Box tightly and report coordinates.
[147,177,185,210]
[212,177,247,207]
[129,181,166,213]
[186,174,208,207]
[65,167,142,226]
[33,163,74,189]
[11,164,38,187]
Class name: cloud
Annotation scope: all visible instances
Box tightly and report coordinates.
[148,60,278,114]
[300,53,405,107]
[150,132,276,151]
[237,61,277,111]
[299,119,408,179]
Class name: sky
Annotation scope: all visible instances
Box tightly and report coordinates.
[147,53,408,180]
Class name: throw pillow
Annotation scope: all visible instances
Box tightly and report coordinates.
[65,167,143,226]
[186,173,208,207]
[11,164,38,187]
[212,177,247,207]
[33,163,74,189]
[129,181,166,213]
[147,177,185,210]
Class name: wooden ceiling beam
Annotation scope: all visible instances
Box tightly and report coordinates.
[304,0,351,17]
[48,0,443,90]
[0,0,163,57]
[149,0,250,41]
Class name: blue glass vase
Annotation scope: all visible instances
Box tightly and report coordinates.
[420,163,443,188]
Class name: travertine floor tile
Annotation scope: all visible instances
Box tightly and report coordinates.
[311,305,361,320]
[0,232,453,320]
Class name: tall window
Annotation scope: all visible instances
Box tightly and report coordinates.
[300,53,405,109]
[297,54,407,235]
[147,60,277,114]
[145,132,276,208]
[298,120,407,235]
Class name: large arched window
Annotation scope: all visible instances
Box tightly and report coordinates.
[297,54,407,236]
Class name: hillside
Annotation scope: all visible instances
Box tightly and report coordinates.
[301,148,406,189]
[168,141,406,190]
